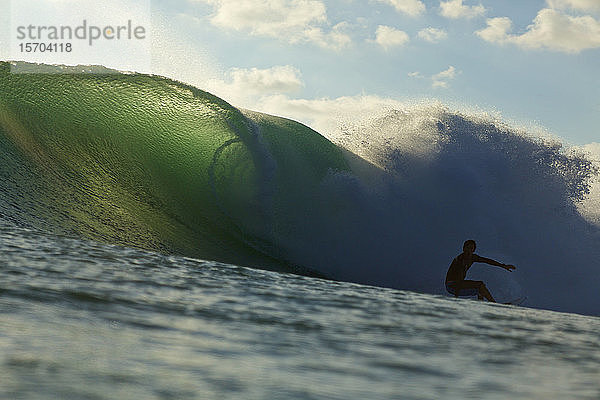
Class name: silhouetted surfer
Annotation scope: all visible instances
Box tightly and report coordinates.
[445,240,516,302]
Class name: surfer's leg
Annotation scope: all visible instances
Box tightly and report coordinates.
[478,282,495,303]
[458,280,495,302]
[455,280,480,298]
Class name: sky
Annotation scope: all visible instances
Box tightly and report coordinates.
[2,0,599,145]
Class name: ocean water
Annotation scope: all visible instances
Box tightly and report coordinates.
[1,62,600,398]
[1,222,599,400]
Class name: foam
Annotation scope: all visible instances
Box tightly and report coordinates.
[270,103,600,313]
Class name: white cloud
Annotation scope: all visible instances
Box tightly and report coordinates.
[205,65,304,106]
[418,27,448,42]
[475,17,513,43]
[432,81,449,89]
[197,0,352,50]
[432,66,457,88]
[408,66,459,88]
[546,0,600,13]
[433,65,457,80]
[228,66,303,93]
[374,0,426,17]
[256,94,409,136]
[373,25,410,50]
[208,0,324,33]
[302,22,353,49]
[439,0,486,19]
[259,94,403,120]
[476,9,600,53]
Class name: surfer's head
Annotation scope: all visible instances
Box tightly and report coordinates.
[463,240,476,254]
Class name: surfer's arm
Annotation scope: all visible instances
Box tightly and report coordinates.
[474,255,516,271]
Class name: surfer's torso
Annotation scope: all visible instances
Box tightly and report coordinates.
[445,253,485,283]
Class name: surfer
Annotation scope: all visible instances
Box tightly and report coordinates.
[445,240,516,302]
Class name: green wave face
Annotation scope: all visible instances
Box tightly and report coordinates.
[0,62,348,273]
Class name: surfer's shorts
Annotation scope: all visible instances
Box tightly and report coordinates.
[446,281,479,297]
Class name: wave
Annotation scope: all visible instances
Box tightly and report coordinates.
[0,61,347,277]
[1,62,598,314]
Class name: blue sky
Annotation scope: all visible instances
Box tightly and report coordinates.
[2,0,599,145]
[152,0,600,145]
